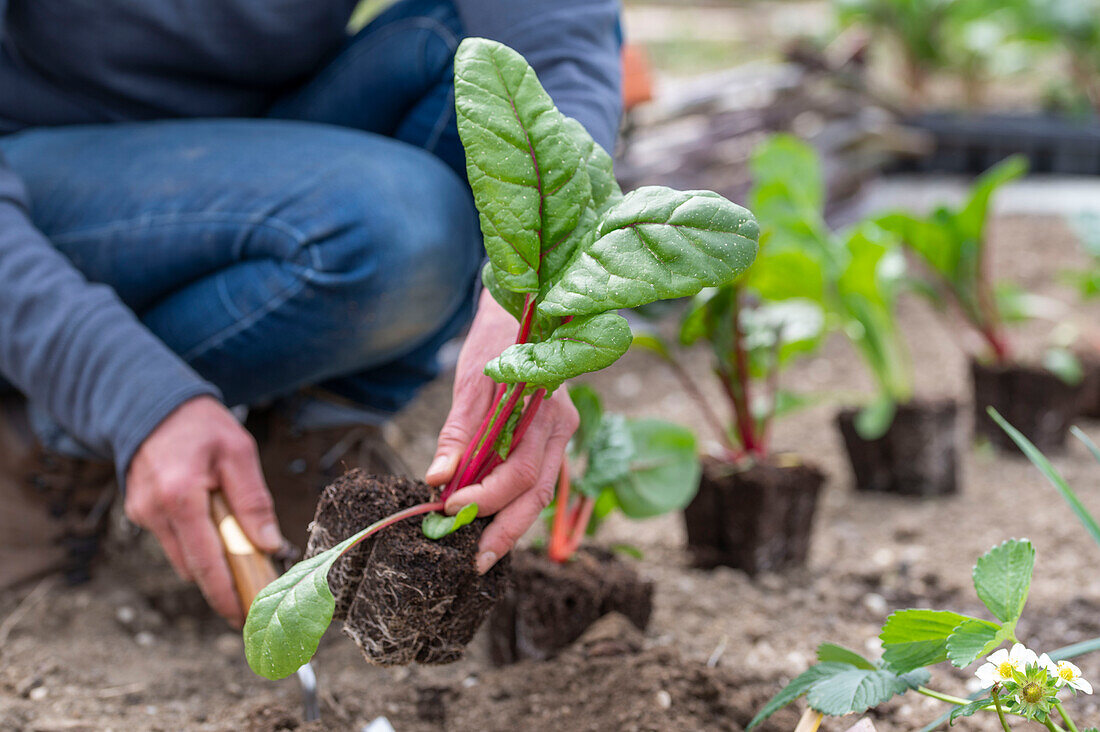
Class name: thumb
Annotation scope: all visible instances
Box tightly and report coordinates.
[427,382,504,486]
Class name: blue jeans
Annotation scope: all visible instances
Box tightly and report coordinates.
[0,0,479,445]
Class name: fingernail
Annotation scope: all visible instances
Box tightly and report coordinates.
[476,551,498,575]
[426,454,452,480]
[259,522,283,550]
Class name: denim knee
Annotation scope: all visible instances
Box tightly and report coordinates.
[290,145,481,364]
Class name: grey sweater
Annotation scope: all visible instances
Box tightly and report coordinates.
[0,0,622,479]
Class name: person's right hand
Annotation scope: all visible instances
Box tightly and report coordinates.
[123,395,284,627]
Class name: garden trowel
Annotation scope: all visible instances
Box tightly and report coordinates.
[211,491,320,722]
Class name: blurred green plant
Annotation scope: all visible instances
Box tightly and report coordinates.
[875,156,1027,364]
[833,0,1031,108]
[544,385,700,562]
[636,134,911,444]
[751,135,912,438]
[1012,0,1100,116]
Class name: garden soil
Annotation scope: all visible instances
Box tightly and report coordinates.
[3,215,1100,731]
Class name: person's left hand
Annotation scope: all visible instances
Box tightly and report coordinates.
[426,290,578,574]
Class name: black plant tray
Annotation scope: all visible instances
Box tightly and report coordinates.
[892,112,1100,175]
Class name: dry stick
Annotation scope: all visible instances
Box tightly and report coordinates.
[0,576,57,650]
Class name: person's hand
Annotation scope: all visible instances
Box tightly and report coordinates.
[426,291,579,574]
[124,395,283,627]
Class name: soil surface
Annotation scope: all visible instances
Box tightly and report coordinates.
[3,215,1100,731]
[487,548,653,664]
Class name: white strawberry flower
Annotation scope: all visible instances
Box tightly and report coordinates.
[976,643,1038,688]
[1053,660,1093,695]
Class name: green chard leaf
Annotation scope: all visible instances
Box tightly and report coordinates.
[567,383,603,457]
[244,531,365,680]
[609,419,699,518]
[422,503,479,539]
[539,186,759,317]
[454,37,590,295]
[972,538,1035,624]
[484,312,633,390]
[880,609,975,673]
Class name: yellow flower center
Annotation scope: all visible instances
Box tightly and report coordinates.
[1021,682,1044,704]
[997,662,1015,678]
[1059,665,1075,682]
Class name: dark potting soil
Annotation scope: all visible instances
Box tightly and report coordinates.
[443,614,803,732]
[1078,351,1100,420]
[684,457,824,575]
[970,359,1083,451]
[836,399,959,496]
[305,470,508,666]
[486,547,653,664]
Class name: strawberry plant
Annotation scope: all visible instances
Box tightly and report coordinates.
[752,410,1100,730]
[750,538,1097,730]
[241,37,759,680]
[546,384,700,563]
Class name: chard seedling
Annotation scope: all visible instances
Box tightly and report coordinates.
[242,37,759,679]
[750,134,912,438]
[875,155,1027,364]
[750,539,1097,731]
[546,384,700,562]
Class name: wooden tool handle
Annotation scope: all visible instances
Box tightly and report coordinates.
[210,491,280,614]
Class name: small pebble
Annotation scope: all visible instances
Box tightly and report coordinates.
[135,631,155,647]
[862,592,887,615]
[462,676,479,688]
[28,687,47,701]
[214,633,242,657]
[655,690,672,709]
[116,606,137,625]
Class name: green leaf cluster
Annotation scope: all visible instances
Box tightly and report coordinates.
[564,384,700,533]
[456,37,759,394]
[751,539,1038,727]
[875,156,1027,358]
[834,0,1037,104]
[749,135,912,438]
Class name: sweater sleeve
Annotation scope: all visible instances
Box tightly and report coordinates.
[451,0,623,153]
[0,156,221,481]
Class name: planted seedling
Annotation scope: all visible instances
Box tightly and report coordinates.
[750,538,1097,730]
[489,384,700,663]
[632,136,836,572]
[242,37,759,679]
[876,155,1084,450]
[749,135,963,495]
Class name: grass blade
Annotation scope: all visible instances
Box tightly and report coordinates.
[1071,425,1100,465]
[988,408,1100,550]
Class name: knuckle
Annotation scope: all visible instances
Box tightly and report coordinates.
[509,460,540,489]
[532,480,556,510]
[156,478,196,514]
[222,430,257,460]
